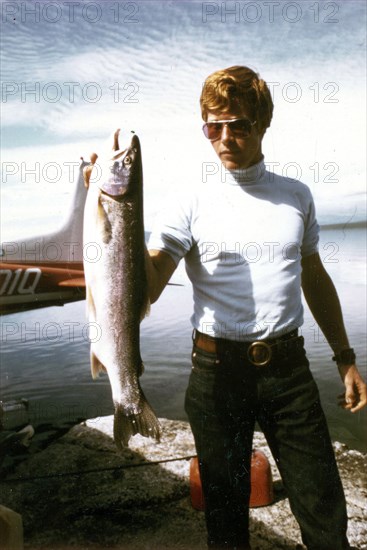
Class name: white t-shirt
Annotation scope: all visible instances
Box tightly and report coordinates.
[149,158,319,341]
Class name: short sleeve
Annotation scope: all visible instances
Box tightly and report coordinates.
[148,192,194,265]
[301,191,319,257]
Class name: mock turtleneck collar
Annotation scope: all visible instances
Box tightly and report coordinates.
[228,157,266,185]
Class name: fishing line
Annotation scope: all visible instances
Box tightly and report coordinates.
[0,454,197,484]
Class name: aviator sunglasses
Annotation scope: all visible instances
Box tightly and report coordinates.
[202,117,257,141]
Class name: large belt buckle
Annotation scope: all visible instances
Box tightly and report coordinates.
[247,341,272,367]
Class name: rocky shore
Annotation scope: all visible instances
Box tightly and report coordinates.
[1,417,366,549]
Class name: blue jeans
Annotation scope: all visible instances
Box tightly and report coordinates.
[184,341,349,550]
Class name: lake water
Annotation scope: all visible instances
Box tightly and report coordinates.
[1,226,366,451]
[1,0,366,451]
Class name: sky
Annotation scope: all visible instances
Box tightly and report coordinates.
[1,0,366,239]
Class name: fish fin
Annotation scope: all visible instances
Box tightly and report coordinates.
[140,293,150,321]
[113,392,161,449]
[137,359,144,377]
[86,284,97,323]
[91,351,106,379]
[87,288,106,379]
[145,299,151,318]
[97,196,112,244]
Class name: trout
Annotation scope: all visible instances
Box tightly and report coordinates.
[83,131,161,449]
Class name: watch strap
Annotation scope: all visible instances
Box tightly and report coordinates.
[332,348,356,365]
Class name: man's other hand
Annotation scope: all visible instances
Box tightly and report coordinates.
[337,364,367,413]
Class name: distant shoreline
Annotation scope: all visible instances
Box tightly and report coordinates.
[320,220,366,230]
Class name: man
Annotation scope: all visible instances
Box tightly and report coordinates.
[145,66,366,549]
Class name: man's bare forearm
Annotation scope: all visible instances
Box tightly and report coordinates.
[301,253,349,354]
[145,248,177,304]
[302,253,367,412]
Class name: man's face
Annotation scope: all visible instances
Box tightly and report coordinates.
[205,107,264,171]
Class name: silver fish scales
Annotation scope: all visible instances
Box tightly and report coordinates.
[83,131,161,449]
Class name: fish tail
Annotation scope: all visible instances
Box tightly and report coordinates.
[90,351,106,379]
[113,396,161,449]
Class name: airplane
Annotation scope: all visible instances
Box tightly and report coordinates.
[0,159,89,315]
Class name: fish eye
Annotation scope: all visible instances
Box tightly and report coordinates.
[124,156,132,165]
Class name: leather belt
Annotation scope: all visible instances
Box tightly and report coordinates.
[193,329,303,367]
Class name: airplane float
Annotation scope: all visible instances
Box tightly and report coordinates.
[0,159,89,315]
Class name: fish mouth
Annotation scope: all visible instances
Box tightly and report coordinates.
[100,134,141,197]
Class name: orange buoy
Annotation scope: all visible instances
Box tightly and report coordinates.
[249,449,274,507]
[190,449,273,511]
[189,454,205,511]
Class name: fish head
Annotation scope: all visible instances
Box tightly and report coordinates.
[100,133,142,198]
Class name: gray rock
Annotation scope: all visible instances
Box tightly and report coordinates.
[0,417,365,549]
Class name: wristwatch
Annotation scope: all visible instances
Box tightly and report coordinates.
[332,348,356,365]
